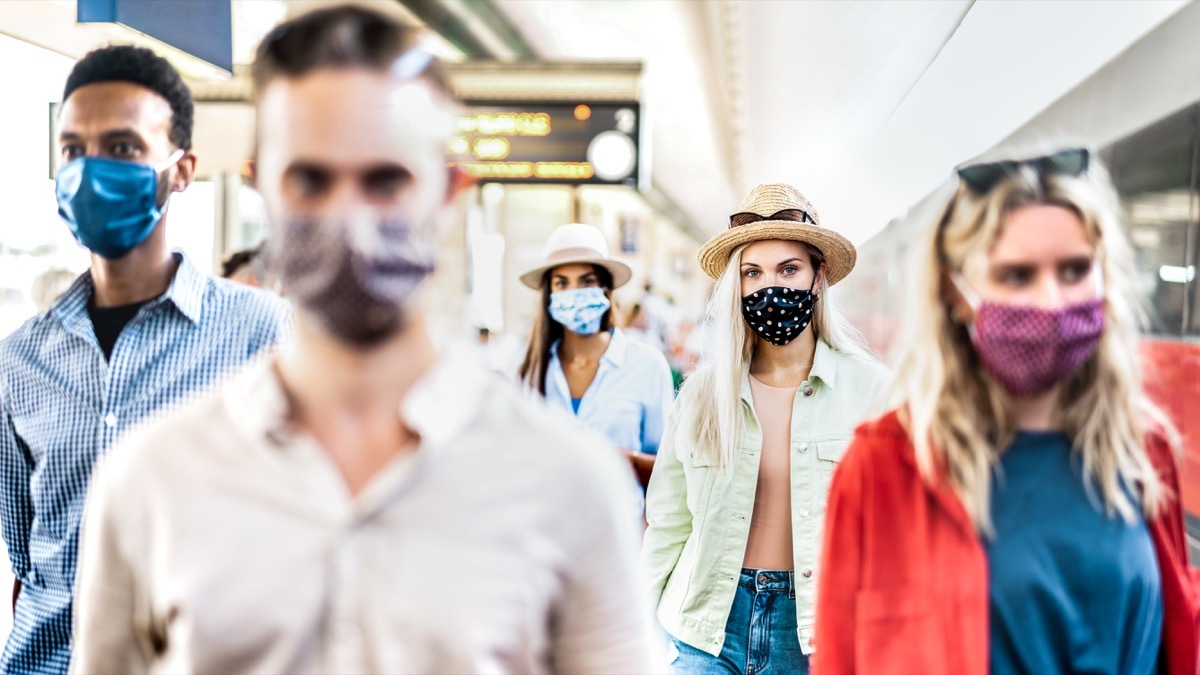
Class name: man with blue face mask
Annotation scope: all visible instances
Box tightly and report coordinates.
[0,45,289,673]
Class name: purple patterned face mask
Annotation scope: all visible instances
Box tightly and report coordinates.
[952,274,1105,397]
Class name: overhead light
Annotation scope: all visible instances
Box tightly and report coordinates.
[1159,265,1195,284]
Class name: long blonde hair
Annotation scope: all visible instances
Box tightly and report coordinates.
[679,241,875,471]
[889,155,1178,533]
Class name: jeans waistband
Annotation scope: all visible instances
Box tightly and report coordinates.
[739,568,794,594]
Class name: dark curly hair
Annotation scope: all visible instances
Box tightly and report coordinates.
[63,45,194,150]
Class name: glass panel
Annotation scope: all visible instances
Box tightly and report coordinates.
[165,181,218,274]
[1186,174,1200,338]
[1107,105,1196,337]
[0,36,80,339]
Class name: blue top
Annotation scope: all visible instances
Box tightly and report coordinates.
[545,328,674,454]
[0,254,290,674]
[986,430,1162,675]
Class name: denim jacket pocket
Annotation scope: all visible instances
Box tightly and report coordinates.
[676,445,718,520]
[816,438,851,497]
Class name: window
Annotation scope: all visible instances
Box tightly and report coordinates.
[1105,104,1199,339]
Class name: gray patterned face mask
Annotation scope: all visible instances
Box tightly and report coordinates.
[264,214,436,347]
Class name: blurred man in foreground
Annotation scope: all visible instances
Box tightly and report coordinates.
[71,6,660,674]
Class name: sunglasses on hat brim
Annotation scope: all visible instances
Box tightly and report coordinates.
[729,208,816,229]
[956,147,1090,193]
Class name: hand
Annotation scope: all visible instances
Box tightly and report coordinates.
[624,450,656,489]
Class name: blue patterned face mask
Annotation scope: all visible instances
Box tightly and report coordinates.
[55,149,183,259]
[549,287,611,335]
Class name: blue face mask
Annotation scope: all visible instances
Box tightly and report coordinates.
[549,286,611,336]
[55,149,183,259]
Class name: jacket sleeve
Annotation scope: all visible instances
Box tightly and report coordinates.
[813,432,869,675]
[0,391,33,585]
[1144,433,1200,675]
[641,387,693,610]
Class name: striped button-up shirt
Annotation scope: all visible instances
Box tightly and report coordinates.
[0,254,289,674]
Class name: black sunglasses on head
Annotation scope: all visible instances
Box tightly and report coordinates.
[729,208,816,229]
[956,147,1090,192]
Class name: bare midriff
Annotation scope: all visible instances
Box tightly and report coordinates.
[743,375,796,570]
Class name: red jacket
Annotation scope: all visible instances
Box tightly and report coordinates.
[813,411,1199,675]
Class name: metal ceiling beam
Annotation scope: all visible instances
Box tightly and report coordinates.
[397,0,535,60]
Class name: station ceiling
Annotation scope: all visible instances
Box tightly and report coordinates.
[491,0,1186,244]
[1,0,1188,244]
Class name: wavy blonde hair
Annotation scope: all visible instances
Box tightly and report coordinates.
[889,154,1179,534]
[680,241,875,471]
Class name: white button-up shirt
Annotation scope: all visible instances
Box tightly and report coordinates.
[545,328,675,454]
[71,353,661,674]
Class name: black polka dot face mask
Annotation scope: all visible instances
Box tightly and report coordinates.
[741,281,817,346]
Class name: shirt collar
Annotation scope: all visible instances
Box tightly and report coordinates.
[398,349,486,447]
[50,252,206,328]
[602,328,628,367]
[161,253,207,324]
[740,337,839,401]
[810,338,838,389]
[238,348,487,455]
[50,271,97,334]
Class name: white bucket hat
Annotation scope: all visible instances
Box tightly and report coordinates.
[518,223,633,290]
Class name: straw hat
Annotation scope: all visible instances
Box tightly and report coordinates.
[519,223,633,290]
[697,183,857,284]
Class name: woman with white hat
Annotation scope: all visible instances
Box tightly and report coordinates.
[518,223,675,487]
[643,184,889,674]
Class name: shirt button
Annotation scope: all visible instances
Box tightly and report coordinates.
[800,508,810,517]
[803,569,813,578]
[799,443,809,453]
[103,413,117,428]
[808,638,816,647]
[758,574,768,585]
[802,387,814,397]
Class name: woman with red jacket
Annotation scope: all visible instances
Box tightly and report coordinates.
[813,146,1199,675]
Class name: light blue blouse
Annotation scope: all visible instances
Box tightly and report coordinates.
[546,328,674,454]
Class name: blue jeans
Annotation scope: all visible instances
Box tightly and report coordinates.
[668,569,809,675]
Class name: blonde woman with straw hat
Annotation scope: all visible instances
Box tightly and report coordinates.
[813,147,1199,674]
[643,184,890,674]
[518,223,674,487]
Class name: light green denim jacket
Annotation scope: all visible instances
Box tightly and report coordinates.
[643,339,890,657]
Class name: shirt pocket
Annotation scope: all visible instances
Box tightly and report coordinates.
[594,396,643,450]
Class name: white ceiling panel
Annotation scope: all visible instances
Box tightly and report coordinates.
[496,0,1188,245]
